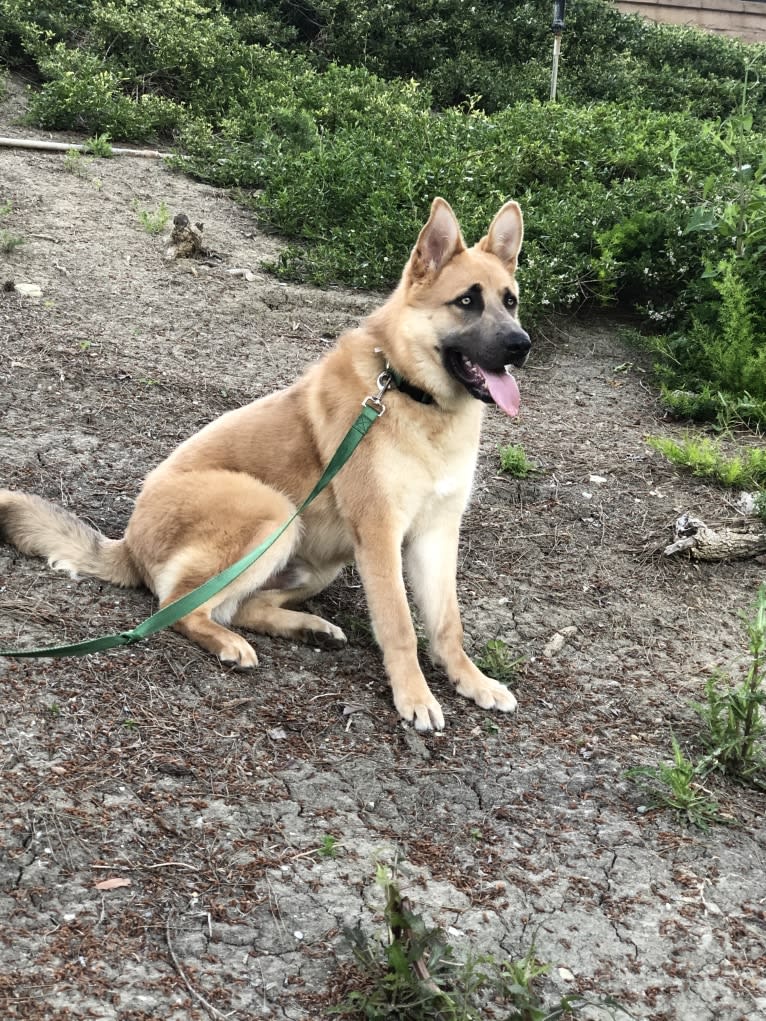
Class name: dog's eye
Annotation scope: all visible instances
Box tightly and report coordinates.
[453,286,483,311]
[504,292,518,310]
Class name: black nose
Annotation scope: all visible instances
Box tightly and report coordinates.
[503,327,531,368]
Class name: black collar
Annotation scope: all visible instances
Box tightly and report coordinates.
[385,365,435,406]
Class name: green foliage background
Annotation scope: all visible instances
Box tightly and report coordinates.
[1,0,765,421]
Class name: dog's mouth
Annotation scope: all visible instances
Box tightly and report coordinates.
[444,350,521,417]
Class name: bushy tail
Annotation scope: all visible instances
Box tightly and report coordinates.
[0,489,142,588]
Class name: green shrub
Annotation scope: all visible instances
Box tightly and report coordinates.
[647,434,766,489]
[1,0,765,425]
[234,0,763,120]
[28,44,186,138]
[498,444,536,479]
[649,257,766,427]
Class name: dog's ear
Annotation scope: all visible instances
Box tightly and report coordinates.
[478,201,524,273]
[409,197,466,281]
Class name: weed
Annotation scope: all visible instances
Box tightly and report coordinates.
[499,443,537,479]
[625,735,727,830]
[319,834,340,858]
[63,148,92,177]
[0,230,24,254]
[693,585,766,789]
[647,434,766,489]
[627,589,766,823]
[332,865,629,1019]
[476,639,524,684]
[0,200,23,253]
[84,132,113,157]
[134,201,170,235]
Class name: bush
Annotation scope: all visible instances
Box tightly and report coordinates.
[253,100,728,313]
[228,0,765,120]
[1,0,765,425]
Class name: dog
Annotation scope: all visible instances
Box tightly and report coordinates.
[0,197,531,731]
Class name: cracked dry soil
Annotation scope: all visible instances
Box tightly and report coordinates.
[1,80,765,1020]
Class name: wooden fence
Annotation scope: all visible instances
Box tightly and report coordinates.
[614,0,766,43]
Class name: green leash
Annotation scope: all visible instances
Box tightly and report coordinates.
[1,402,383,660]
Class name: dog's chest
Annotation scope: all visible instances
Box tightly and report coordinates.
[394,446,477,532]
[433,473,465,499]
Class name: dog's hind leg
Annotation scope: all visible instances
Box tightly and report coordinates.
[131,471,302,669]
[232,599,347,649]
[232,562,348,648]
[156,526,302,668]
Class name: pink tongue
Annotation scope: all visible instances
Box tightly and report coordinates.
[480,369,521,417]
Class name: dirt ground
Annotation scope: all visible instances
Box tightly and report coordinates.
[1,74,765,1020]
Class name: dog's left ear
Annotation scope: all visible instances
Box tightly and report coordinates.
[477,201,524,273]
[409,197,466,281]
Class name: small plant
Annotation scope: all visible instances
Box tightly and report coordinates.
[319,834,340,858]
[0,200,23,255]
[84,132,113,157]
[134,200,170,235]
[647,434,766,489]
[331,865,628,1019]
[628,587,766,823]
[0,230,24,255]
[499,443,537,479]
[64,148,93,177]
[694,585,766,789]
[476,638,524,684]
[625,736,726,830]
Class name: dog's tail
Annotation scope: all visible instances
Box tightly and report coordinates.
[0,489,142,588]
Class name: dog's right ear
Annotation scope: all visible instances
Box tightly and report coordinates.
[409,198,466,281]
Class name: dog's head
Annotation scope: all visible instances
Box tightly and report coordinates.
[378,197,531,416]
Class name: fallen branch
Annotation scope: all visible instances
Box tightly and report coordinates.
[0,135,171,158]
[665,512,766,561]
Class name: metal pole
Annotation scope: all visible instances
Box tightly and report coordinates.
[550,0,567,103]
[550,33,562,102]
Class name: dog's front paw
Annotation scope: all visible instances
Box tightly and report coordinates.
[218,634,259,670]
[456,674,517,713]
[395,688,445,732]
[301,621,348,650]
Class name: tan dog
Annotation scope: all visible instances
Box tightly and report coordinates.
[0,197,530,731]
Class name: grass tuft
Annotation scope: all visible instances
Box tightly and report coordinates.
[331,865,631,1019]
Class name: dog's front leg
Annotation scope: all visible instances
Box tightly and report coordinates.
[405,523,518,715]
[354,532,445,732]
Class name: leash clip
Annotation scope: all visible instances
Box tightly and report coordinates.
[362,367,392,415]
